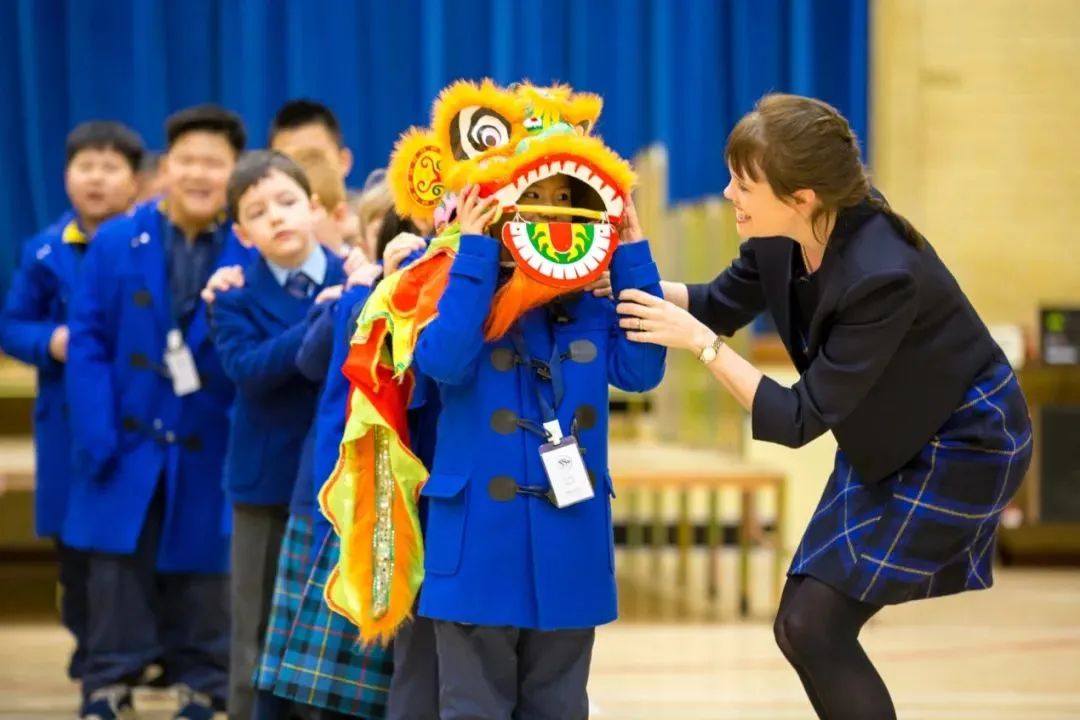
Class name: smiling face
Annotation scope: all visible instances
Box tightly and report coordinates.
[164,131,236,227]
[722,165,804,240]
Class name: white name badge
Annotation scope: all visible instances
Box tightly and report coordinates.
[539,436,594,509]
[164,329,201,397]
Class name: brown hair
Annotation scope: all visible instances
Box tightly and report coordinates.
[725,93,922,246]
[226,150,311,221]
[353,180,394,234]
[286,146,346,213]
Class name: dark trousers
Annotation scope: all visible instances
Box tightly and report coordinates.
[231,504,289,720]
[82,486,229,704]
[387,615,440,720]
[57,540,90,679]
[432,622,594,720]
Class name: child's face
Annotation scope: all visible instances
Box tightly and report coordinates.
[308,202,353,255]
[164,131,237,224]
[518,175,572,222]
[332,202,360,246]
[272,124,352,178]
[65,148,138,224]
[234,169,318,268]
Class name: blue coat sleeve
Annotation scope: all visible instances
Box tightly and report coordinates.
[0,238,62,372]
[413,235,501,386]
[607,241,667,392]
[210,289,312,395]
[686,241,767,337]
[295,301,337,382]
[66,237,119,479]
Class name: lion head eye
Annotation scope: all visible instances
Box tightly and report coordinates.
[451,107,512,160]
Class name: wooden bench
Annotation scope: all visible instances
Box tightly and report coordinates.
[0,437,34,493]
[609,441,787,618]
[0,437,45,551]
[0,356,36,399]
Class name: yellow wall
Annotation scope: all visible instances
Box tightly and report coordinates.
[872,0,1080,329]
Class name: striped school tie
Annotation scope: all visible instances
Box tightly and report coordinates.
[284,270,314,299]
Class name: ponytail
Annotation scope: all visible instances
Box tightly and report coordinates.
[865,193,923,248]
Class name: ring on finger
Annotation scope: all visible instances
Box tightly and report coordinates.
[637,318,645,332]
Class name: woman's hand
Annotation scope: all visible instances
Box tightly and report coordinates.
[458,185,501,236]
[616,288,715,352]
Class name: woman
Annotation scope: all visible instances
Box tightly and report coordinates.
[616,93,1032,720]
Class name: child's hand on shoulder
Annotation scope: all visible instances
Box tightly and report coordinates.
[457,185,501,237]
[346,261,383,289]
[314,284,344,305]
[343,246,370,276]
[383,232,428,276]
[201,265,245,304]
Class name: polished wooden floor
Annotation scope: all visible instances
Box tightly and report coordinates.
[1,566,1078,719]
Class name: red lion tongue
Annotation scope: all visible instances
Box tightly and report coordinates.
[548,222,573,253]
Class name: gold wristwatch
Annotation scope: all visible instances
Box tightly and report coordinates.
[697,334,724,365]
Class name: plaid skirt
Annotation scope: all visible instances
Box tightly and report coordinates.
[272,530,393,718]
[254,513,318,691]
[790,357,1032,605]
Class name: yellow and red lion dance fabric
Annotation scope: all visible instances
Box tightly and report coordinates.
[319,80,636,644]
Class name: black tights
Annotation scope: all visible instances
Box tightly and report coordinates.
[774,576,896,720]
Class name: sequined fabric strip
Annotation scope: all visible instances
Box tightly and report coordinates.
[371,426,395,619]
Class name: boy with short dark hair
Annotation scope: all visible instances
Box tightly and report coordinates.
[211,150,345,720]
[0,120,143,682]
[65,104,248,720]
[270,99,353,180]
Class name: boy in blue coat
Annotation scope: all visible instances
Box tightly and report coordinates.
[65,105,248,720]
[211,150,345,720]
[0,121,143,680]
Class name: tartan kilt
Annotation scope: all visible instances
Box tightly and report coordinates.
[272,529,393,718]
[790,357,1032,605]
[254,513,317,691]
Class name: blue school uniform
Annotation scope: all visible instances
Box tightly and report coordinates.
[1,217,88,537]
[212,247,344,506]
[63,200,249,571]
[0,214,91,679]
[414,237,667,631]
[65,200,252,705]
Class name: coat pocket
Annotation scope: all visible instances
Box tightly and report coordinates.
[420,473,469,575]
